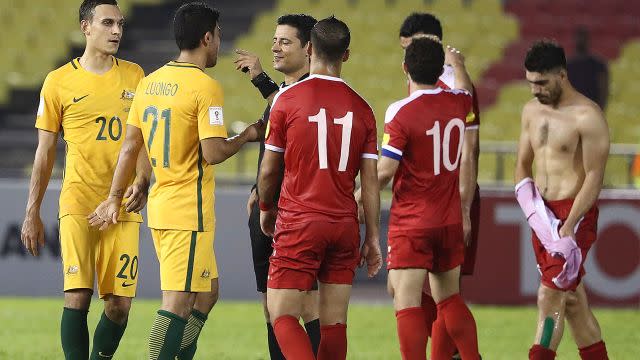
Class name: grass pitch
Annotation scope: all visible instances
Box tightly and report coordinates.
[0,297,637,359]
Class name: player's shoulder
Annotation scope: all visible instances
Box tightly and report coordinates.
[442,87,472,98]
[115,58,144,75]
[384,90,429,124]
[44,60,77,84]
[572,94,606,126]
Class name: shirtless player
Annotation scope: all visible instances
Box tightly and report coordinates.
[515,40,609,360]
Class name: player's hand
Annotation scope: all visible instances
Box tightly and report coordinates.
[234,49,264,79]
[462,211,472,247]
[247,188,258,217]
[124,181,149,213]
[260,208,277,237]
[245,120,266,142]
[445,45,465,68]
[359,235,382,278]
[558,222,576,240]
[21,213,45,256]
[88,198,120,231]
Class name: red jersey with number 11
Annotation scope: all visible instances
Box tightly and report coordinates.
[381,88,472,230]
[265,74,378,224]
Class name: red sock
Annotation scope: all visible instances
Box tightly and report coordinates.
[430,315,456,360]
[529,344,556,359]
[273,315,315,360]
[396,307,428,360]
[421,292,437,337]
[435,294,479,360]
[579,341,608,360]
[318,324,347,360]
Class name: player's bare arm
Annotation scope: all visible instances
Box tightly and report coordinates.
[124,146,151,213]
[559,106,609,238]
[257,150,284,237]
[200,120,265,165]
[355,155,398,218]
[359,157,382,277]
[88,125,144,230]
[515,101,536,183]
[446,46,473,93]
[21,130,58,256]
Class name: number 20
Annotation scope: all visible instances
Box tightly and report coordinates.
[308,108,353,172]
[425,118,465,175]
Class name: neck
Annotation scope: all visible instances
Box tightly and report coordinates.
[283,66,309,85]
[176,50,207,70]
[408,80,438,94]
[79,47,113,75]
[554,83,577,108]
[309,59,341,78]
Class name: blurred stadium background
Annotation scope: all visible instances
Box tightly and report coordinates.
[0,0,638,358]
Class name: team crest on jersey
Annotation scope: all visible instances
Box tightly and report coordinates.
[120,89,135,101]
[200,269,211,279]
[66,265,79,275]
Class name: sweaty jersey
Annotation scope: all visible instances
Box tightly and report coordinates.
[381,88,473,230]
[127,61,227,232]
[35,57,144,221]
[436,64,480,129]
[265,74,378,224]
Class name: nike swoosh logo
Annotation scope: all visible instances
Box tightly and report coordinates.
[73,94,89,103]
[98,352,113,358]
[122,282,135,287]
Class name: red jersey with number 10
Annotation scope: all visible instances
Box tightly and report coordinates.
[265,74,378,224]
[381,88,473,230]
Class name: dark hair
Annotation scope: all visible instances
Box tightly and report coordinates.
[79,0,118,22]
[404,37,444,85]
[173,2,220,50]
[524,40,567,73]
[277,14,318,46]
[310,16,350,62]
[399,13,443,40]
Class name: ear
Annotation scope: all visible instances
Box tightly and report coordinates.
[342,49,350,62]
[81,19,90,36]
[202,31,212,47]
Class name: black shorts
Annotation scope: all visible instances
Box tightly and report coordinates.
[248,202,318,292]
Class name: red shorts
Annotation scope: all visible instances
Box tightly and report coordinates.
[387,223,464,273]
[268,220,360,291]
[532,198,598,291]
[461,186,481,275]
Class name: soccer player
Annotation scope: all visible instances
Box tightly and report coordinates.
[515,40,609,360]
[258,16,382,360]
[398,15,481,359]
[377,37,480,360]
[233,14,321,359]
[88,3,263,359]
[20,1,149,359]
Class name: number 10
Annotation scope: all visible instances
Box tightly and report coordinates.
[425,118,465,175]
[308,108,353,172]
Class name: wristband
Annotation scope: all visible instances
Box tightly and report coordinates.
[251,72,279,99]
[259,200,273,211]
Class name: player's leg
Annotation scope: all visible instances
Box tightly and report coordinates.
[316,282,352,360]
[91,221,139,359]
[301,288,321,356]
[267,288,313,359]
[565,283,609,359]
[528,284,567,359]
[177,278,219,360]
[389,268,429,360]
[60,215,97,360]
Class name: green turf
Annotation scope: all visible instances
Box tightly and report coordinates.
[0,297,637,359]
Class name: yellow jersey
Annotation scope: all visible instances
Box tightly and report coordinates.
[35,57,145,221]
[127,61,228,232]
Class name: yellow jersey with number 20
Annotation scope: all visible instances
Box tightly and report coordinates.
[127,61,228,232]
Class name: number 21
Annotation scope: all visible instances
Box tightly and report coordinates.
[308,108,353,172]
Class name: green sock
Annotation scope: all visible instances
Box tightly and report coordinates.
[148,310,187,360]
[177,309,208,360]
[90,311,127,359]
[61,307,89,360]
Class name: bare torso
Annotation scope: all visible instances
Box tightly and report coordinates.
[524,95,599,200]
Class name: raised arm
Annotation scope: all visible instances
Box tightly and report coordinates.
[560,107,609,237]
[21,130,58,256]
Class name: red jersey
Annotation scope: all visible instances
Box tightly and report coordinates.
[436,64,481,129]
[381,88,473,230]
[265,74,378,223]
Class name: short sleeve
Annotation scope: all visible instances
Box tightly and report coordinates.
[126,81,144,129]
[361,108,378,159]
[381,107,407,161]
[35,73,62,133]
[197,79,228,140]
[264,97,286,153]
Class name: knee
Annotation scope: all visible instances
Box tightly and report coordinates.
[64,289,92,310]
[104,296,132,324]
[565,293,579,318]
[537,287,565,311]
[301,295,319,323]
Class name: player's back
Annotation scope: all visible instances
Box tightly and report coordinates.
[266,74,378,223]
[129,61,227,231]
[382,88,472,230]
